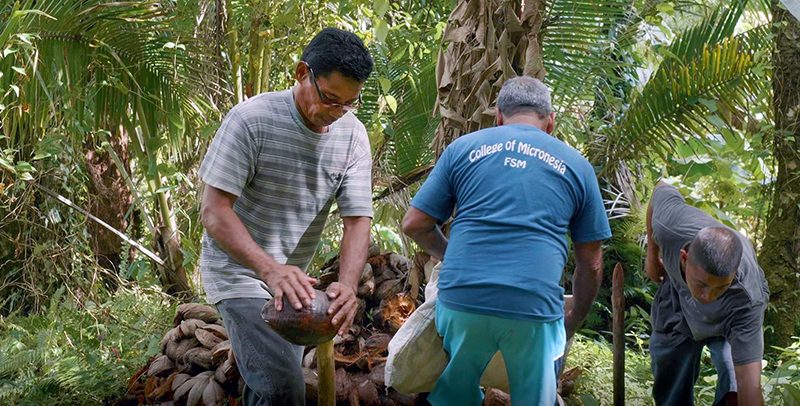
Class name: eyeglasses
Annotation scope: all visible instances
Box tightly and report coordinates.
[303,61,362,111]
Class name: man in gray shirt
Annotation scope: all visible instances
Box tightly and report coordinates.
[199,28,374,405]
[646,182,769,405]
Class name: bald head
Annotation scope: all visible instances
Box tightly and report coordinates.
[688,227,743,277]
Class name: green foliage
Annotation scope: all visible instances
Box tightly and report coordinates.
[563,336,654,404]
[0,286,175,405]
[566,336,800,405]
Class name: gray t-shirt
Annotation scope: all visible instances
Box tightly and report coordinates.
[198,89,373,304]
[649,184,768,365]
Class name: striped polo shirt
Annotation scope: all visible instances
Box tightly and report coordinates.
[198,89,373,304]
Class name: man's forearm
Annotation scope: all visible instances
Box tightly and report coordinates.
[645,188,665,284]
[568,262,602,336]
[202,206,277,279]
[735,362,764,405]
[338,217,371,291]
[407,227,448,261]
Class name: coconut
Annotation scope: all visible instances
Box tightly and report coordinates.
[261,289,338,346]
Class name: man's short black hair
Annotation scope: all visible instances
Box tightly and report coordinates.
[688,227,743,277]
[301,28,373,82]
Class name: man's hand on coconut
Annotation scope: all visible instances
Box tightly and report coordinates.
[326,282,358,336]
[261,263,318,311]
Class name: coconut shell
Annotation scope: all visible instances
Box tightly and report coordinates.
[160,326,184,353]
[215,357,238,384]
[195,328,223,349]
[181,371,214,406]
[171,373,192,392]
[173,374,197,402]
[179,319,207,337]
[211,340,231,365]
[357,277,375,298]
[201,377,224,406]
[183,347,214,370]
[368,363,385,386]
[261,289,338,346]
[364,333,391,356]
[334,368,353,402]
[175,303,219,326]
[388,253,410,273]
[200,323,228,340]
[375,278,404,301]
[170,337,200,365]
[357,379,380,406]
[147,354,174,378]
[186,376,206,406]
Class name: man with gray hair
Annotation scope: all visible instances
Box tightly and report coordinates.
[646,181,769,405]
[402,76,611,405]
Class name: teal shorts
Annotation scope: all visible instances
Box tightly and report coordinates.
[429,302,566,406]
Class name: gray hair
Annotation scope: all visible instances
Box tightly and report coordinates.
[689,227,743,277]
[497,76,553,118]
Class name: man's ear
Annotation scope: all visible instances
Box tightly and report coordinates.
[295,61,308,82]
[680,248,689,264]
[545,111,556,134]
[495,108,503,126]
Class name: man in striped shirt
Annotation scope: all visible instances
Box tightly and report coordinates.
[198,28,374,405]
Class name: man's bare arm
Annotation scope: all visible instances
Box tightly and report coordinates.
[566,240,604,340]
[645,182,667,284]
[327,216,371,335]
[735,361,764,405]
[200,185,316,310]
[401,207,447,261]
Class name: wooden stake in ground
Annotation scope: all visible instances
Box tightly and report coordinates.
[612,262,625,406]
[317,339,335,406]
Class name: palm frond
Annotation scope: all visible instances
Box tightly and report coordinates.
[542,0,634,107]
[604,6,769,167]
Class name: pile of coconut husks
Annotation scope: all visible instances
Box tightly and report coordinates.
[118,246,578,405]
[116,247,432,405]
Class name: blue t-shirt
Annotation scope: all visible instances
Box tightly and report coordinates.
[411,124,612,321]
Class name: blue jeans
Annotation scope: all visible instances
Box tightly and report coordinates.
[217,298,305,406]
[650,333,736,406]
[430,302,565,406]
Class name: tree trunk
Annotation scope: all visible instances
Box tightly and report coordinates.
[760,1,800,349]
[132,103,194,300]
[84,124,132,288]
[245,0,265,98]
[433,0,546,156]
[225,0,244,104]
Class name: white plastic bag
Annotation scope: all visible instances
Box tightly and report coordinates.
[384,263,510,393]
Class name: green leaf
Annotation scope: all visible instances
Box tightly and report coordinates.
[698,98,718,112]
[378,77,391,94]
[374,0,389,17]
[12,66,26,76]
[783,383,800,403]
[656,2,675,14]
[383,94,397,113]
[163,42,176,49]
[15,161,34,173]
[374,19,389,43]
[9,84,20,97]
[2,48,17,58]
[707,115,727,130]
[0,156,14,172]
